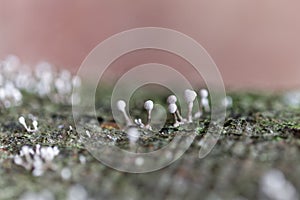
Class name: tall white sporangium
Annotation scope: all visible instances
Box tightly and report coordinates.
[116,100,133,127]
[184,89,197,123]
[143,100,154,130]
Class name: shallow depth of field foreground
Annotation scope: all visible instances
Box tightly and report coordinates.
[1,80,300,199]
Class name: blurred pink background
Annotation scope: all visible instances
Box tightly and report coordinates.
[1,1,300,90]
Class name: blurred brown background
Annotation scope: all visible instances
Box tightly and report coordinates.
[0,1,300,90]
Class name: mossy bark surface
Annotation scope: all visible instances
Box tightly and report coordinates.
[0,92,300,200]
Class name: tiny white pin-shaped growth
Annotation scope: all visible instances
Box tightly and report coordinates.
[184,89,197,123]
[85,130,91,138]
[167,95,184,121]
[168,103,183,127]
[18,116,39,133]
[116,100,133,127]
[144,100,154,130]
[200,89,210,112]
[19,116,29,130]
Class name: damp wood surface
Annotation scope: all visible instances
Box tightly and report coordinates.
[0,92,300,200]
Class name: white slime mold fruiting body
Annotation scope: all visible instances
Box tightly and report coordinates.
[116,100,133,127]
[168,103,184,127]
[144,100,154,130]
[18,116,39,133]
[167,95,185,122]
[184,89,197,123]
